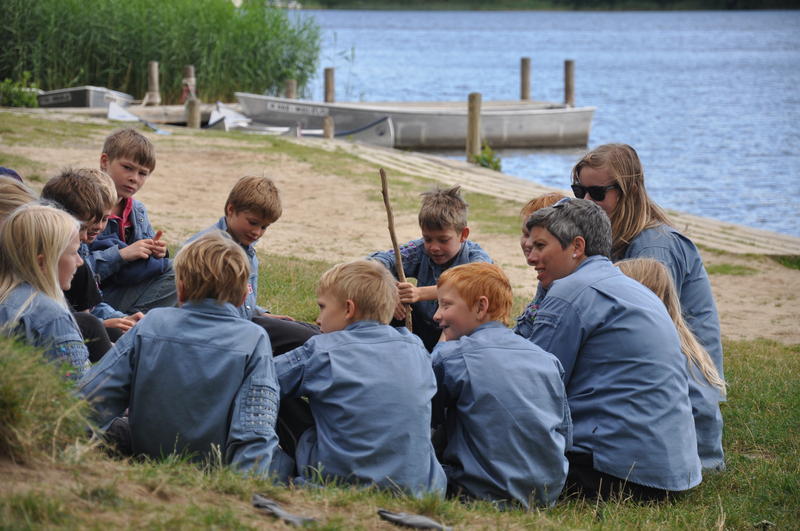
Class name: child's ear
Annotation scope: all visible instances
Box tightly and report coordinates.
[225,203,234,218]
[344,299,357,320]
[475,295,489,320]
[36,254,46,272]
[99,153,109,172]
[459,226,470,242]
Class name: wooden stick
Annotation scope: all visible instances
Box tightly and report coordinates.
[379,168,413,331]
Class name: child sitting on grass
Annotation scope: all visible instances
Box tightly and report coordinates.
[370,186,492,351]
[275,260,446,497]
[431,262,571,508]
[80,231,288,478]
[0,204,90,379]
[617,257,726,471]
[186,175,318,355]
[41,168,143,361]
[87,128,175,314]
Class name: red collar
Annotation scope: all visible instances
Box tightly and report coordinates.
[109,197,134,241]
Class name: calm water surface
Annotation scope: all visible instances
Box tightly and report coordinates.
[297,10,800,237]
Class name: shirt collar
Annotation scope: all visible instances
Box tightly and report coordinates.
[180,299,242,318]
[468,321,506,336]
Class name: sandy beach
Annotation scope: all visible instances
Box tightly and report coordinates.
[4,109,800,344]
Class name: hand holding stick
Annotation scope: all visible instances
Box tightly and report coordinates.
[380,168,413,332]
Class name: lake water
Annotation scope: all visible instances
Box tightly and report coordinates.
[295,9,800,238]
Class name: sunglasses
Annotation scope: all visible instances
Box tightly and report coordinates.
[571,183,620,201]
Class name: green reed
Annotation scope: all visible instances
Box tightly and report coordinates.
[0,0,320,103]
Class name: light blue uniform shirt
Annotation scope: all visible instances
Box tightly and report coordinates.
[275,321,447,497]
[186,217,267,319]
[0,282,90,379]
[432,322,571,508]
[78,243,126,320]
[369,239,492,322]
[529,255,702,492]
[88,199,158,281]
[78,300,287,479]
[624,224,725,470]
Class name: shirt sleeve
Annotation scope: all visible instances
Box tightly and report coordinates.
[39,313,91,380]
[369,239,424,280]
[430,345,463,429]
[87,245,125,281]
[78,326,135,426]
[225,334,289,480]
[90,302,127,320]
[467,242,493,264]
[626,242,687,299]
[274,341,314,398]
[529,296,584,384]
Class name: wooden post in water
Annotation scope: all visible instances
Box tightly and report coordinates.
[285,79,297,99]
[324,67,335,103]
[181,65,196,103]
[323,116,334,139]
[520,57,531,101]
[466,92,482,162]
[564,59,575,107]
[145,61,161,106]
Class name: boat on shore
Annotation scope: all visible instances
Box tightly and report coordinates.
[235,92,595,149]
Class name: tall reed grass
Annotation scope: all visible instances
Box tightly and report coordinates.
[0,0,320,103]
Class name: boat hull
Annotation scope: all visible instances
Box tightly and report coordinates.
[235,92,594,149]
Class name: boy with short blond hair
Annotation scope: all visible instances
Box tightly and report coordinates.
[80,231,288,478]
[275,260,446,497]
[431,262,571,508]
[186,175,317,354]
[88,128,176,314]
[370,185,492,351]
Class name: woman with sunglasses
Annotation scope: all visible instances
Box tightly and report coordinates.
[524,198,701,500]
[570,144,724,383]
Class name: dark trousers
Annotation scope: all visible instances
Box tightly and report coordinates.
[252,316,320,356]
[72,311,113,363]
[563,452,678,502]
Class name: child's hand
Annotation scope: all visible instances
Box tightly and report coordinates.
[397,282,420,304]
[104,316,138,332]
[151,231,167,258]
[127,312,145,323]
[393,300,407,320]
[119,239,160,261]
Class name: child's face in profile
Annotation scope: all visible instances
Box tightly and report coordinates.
[225,206,271,247]
[79,208,112,244]
[57,229,84,291]
[100,155,151,200]
[433,283,483,341]
[421,226,468,265]
[315,291,353,333]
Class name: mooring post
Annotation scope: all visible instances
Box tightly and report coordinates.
[323,116,334,139]
[466,92,482,162]
[145,61,161,106]
[181,65,196,103]
[324,67,335,103]
[285,79,297,99]
[564,59,575,107]
[185,96,201,129]
[520,57,531,101]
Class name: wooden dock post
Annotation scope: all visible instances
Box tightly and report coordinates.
[144,61,161,106]
[520,57,531,101]
[285,79,297,99]
[466,92,482,162]
[564,59,575,107]
[185,96,201,129]
[181,65,196,103]
[324,67,335,103]
[323,116,334,139]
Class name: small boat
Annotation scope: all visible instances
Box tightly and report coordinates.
[285,116,394,148]
[235,92,594,149]
[207,101,253,131]
[38,85,134,108]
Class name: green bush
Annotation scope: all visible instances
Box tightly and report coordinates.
[0,72,39,108]
[0,0,320,103]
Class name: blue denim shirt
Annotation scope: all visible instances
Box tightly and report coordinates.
[0,283,90,379]
[529,255,702,492]
[432,322,571,508]
[624,224,724,380]
[87,198,158,281]
[78,299,287,479]
[186,217,267,319]
[78,243,126,320]
[369,239,492,321]
[513,284,546,339]
[276,321,447,497]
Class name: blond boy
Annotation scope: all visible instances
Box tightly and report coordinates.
[431,262,570,508]
[80,231,287,478]
[275,260,446,496]
[370,186,493,351]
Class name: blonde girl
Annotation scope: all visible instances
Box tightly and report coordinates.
[0,204,90,379]
[571,143,724,382]
[617,257,726,470]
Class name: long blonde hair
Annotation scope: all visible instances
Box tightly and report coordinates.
[0,204,79,313]
[617,258,725,394]
[572,144,672,259]
[0,176,36,222]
